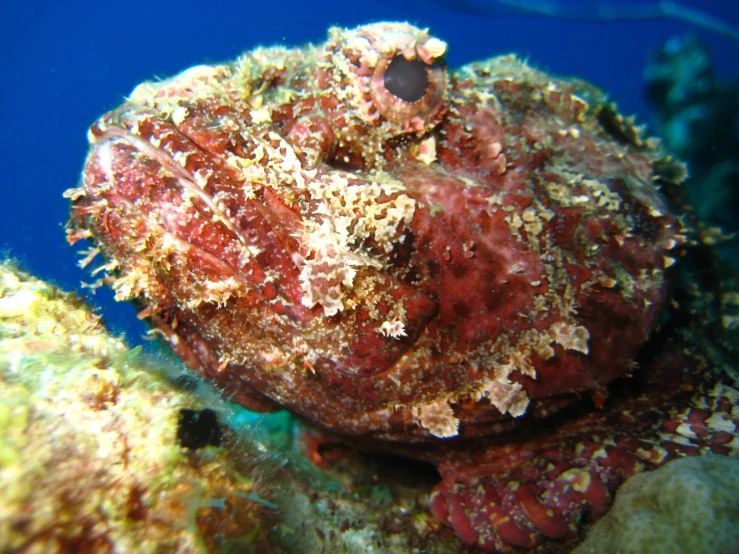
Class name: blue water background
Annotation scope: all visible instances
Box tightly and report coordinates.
[1,0,737,343]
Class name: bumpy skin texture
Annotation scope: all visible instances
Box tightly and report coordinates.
[67,23,739,552]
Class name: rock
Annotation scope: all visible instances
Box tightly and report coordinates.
[575,454,739,554]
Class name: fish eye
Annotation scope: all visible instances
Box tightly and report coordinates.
[370,53,447,125]
[384,56,429,103]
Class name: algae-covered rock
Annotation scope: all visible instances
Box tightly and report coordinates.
[575,454,739,554]
[0,261,274,553]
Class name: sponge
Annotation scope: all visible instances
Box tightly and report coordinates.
[576,454,739,554]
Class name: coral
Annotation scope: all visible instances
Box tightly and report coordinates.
[574,455,739,554]
[0,260,274,553]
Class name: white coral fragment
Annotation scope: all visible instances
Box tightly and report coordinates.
[470,359,531,417]
[482,379,529,417]
[378,317,407,339]
[112,270,147,302]
[550,322,590,354]
[202,277,240,307]
[416,136,437,165]
[416,399,460,438]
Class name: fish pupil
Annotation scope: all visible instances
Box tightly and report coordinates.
[384,56,429,103]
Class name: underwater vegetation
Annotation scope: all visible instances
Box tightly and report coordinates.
[62,21,739,552]
[644,34,739,257]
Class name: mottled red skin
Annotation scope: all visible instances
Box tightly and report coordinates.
[68,23,739,552]
[425,338,738,551]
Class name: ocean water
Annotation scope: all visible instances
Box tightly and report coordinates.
[0,0,737,342]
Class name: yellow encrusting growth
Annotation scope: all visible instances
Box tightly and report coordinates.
[0,261,271,553]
